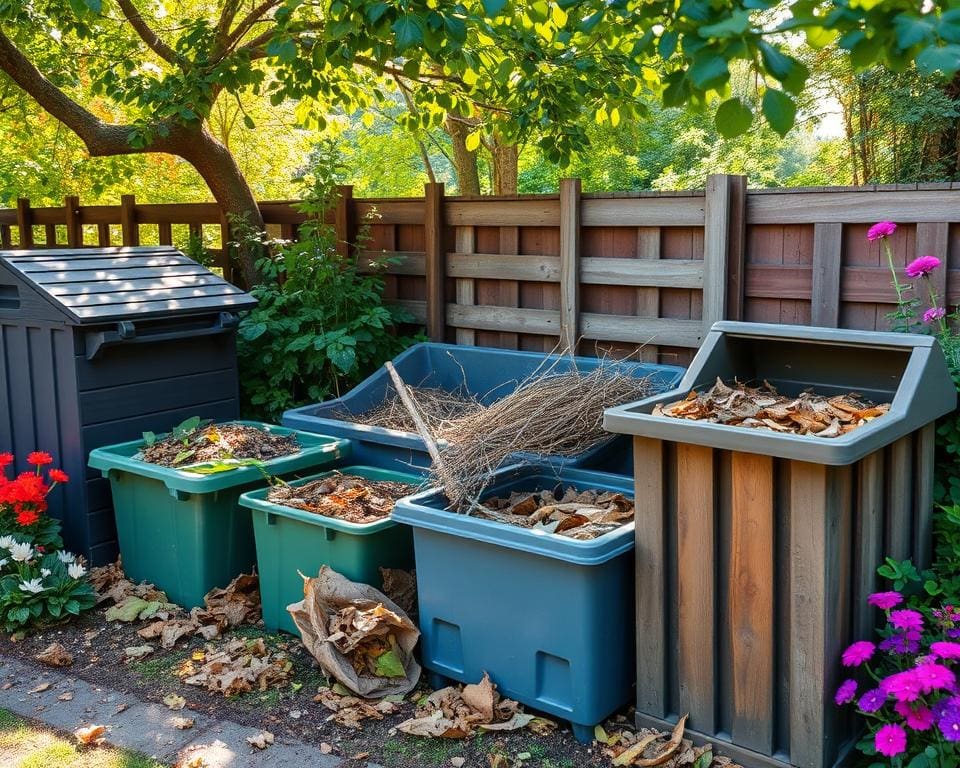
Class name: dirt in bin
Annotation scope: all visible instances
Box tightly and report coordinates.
[653,377,890,438]
[139,423,300,467]
[477,488,635,540]
[267,473,418,524]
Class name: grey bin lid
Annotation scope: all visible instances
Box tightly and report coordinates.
[0,246,256,324]
[603,321,958,465]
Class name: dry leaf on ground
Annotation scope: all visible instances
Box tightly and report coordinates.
[313,686,400,728]
[603,714,743,768]
[74,724,107,746]
[28,682,51,694]
[172,717,195,730]
[245,731,274,750]
[397,673,533,739]
[163,693,186,710]
[177,637,292,697]
[124,645,154,661]
[35,642,73,667]
[58,692,74,702]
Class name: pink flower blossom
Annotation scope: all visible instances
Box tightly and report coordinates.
[867,221,897,241]
[858,688,886,713]
[924,307,946,324]
[881,670,923,703]
[890,609,924,633]
[932,641,960,660]
[842,640,876,667]
[906,255,942,278]
[895,701,936,731]
[875,723,908,757]
[835,679,857,705]
[868,591,904,610]
[913,663,956,694]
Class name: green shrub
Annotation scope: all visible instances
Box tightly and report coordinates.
[236,154,420,423]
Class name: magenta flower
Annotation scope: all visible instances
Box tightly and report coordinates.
[906,255,942,278]
[858,688,887,713]
[940,706,960,742]
[834,679,857,706]
[868,591,904,610]
[880,629,922,655]
[875,723,908,757]
[868,221,897,241]
[881,670,922,702]
[895,701,935,731]
[913,663,956,694]
[932,641,960,660]
[890,609,924,633]
[842,640,876,667]
[924,307,946,324]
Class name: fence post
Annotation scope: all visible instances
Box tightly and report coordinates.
[559,177,581,352]
[703,174,745,329]
[811,223,843,327]
[335,184,354,258]
[120,194,139,246]
[424,182,445,341]
[64,195,82,248]
[16,198,33,248]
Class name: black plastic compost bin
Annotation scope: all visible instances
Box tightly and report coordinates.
[603,321,956,768]
[0,246,255,564]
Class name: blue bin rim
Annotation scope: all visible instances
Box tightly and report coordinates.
[283,342,686,461]
[239,464,425,534]
[392,464,635,565]
[87,420,350,493]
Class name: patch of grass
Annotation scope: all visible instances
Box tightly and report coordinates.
[129,648,190,682]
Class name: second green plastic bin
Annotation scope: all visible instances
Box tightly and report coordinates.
[239,465,422,634]
[88,421,349,609]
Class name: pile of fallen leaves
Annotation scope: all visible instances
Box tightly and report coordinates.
[139,421,300,467]
[327,603,410,680]
[176,636,293,696]
[90,562,261,654]
[266,473,417,524]
[653,378,889,438]
[313,683,403,728]
[397,673,535,738]
[477,488,635,540]
[597,716,744,768]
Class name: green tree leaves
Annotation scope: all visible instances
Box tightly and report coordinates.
[715,98,753,138]
[761,89,796,138]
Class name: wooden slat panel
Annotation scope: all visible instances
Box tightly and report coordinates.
[392,299,427,323]
[744,265,812,300]
[424,183,445,341]
[59,285,242,306]
[916,222,949,303]
[445,199,560,227]
[702,175,731,330]
[559,178,580,351]
[676,443,715,734]
[135,202,221,223]
[5,246,177,259]
[914,424,936,569]
[581,197,705,226]
[729,452,774,753]
[354,200,424,225]
[358,251,425,275]
[446,304,560,335]
[47,274,230,296]
[886,436,913,561]
[16,255,194,273]
[580,314,704,347]
[582,258,703,288]
[498,225,520,349]
[811,223,842,327]
[448,253,559,281]
[70,293,253,319]
[749,190,960,224]
[16,266,211,283]
[637,227,661,362]
[634,437,667,717]
[455,227,476,346]
[854,452,884,641]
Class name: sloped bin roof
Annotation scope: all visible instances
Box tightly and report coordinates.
[603,321,957,465]
[0,245,255,324]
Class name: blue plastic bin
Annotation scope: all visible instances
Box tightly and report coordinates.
[392,464,635,742]
[282,343,684,473]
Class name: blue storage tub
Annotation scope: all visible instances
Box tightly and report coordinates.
[282,342,684,473]
[392,464,636,743]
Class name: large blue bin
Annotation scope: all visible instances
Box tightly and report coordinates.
[392,464,635,743]
[282,343,684,473]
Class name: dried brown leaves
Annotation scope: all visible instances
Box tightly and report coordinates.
[313,686,402,728]
[478,488,634,540]
[177,636,292,696]
[397,673,534,739]
[140,423,299,468]
[601,717,743,768]
[654,378,889,438]
[266,473,417,525]
[35,642,73,667]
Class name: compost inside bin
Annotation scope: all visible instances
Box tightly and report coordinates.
[139,420,300,467]
[266,473,417,524]
[342,386,483,435]
[653,378,890,437]
[476,487,635,540]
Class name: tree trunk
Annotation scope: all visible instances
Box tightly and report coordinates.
[445,116,481,196]
[491,141,518,195]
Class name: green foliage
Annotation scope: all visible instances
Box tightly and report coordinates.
[0,551,96,633]
[237,147,419,422]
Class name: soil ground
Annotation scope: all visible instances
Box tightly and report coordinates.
[0,603,622,768]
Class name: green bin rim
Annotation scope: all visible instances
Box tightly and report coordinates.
[87,420,350,493]
[239,465,425,534]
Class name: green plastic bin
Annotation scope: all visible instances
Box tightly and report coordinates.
[88,421,349,609]
[239,465,422,634]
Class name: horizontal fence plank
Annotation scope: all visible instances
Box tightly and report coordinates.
[446,304,562,335]
[745,266,812,299]
[135,203,221,224]
[581,258,703,288]
[445,199,560,227]
[580,314,704,347]
[355,200,425,225]
[357,250,425,275]
[392,299,427,323]
[748,190,960,223]
[447,253,559,282]
[581,196,705,227]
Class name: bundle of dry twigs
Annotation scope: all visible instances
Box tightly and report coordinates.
[352,387,483,436]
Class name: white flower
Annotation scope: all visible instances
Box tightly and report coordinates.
[9,542,33,562]
[56,551,75,564]
[19,578,45,594]
[0,535,15,550]
[0,559,7,568]
[67,563,86,580]
[40,568,50,577]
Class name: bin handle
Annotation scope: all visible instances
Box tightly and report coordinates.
[84,312,240,361]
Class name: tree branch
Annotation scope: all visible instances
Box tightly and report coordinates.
[114,0,182,66]
[224,0,283,53]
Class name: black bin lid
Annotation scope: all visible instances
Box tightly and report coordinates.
[0,246,256,324]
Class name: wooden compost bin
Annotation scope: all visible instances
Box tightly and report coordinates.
[603,322,956,768]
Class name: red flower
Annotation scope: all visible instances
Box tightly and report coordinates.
[16,508,39,526]
[27,452,53,466]
[48,469,69,484]
[0,453,12,469]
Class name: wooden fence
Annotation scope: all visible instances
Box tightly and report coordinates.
[4,177,960,365]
